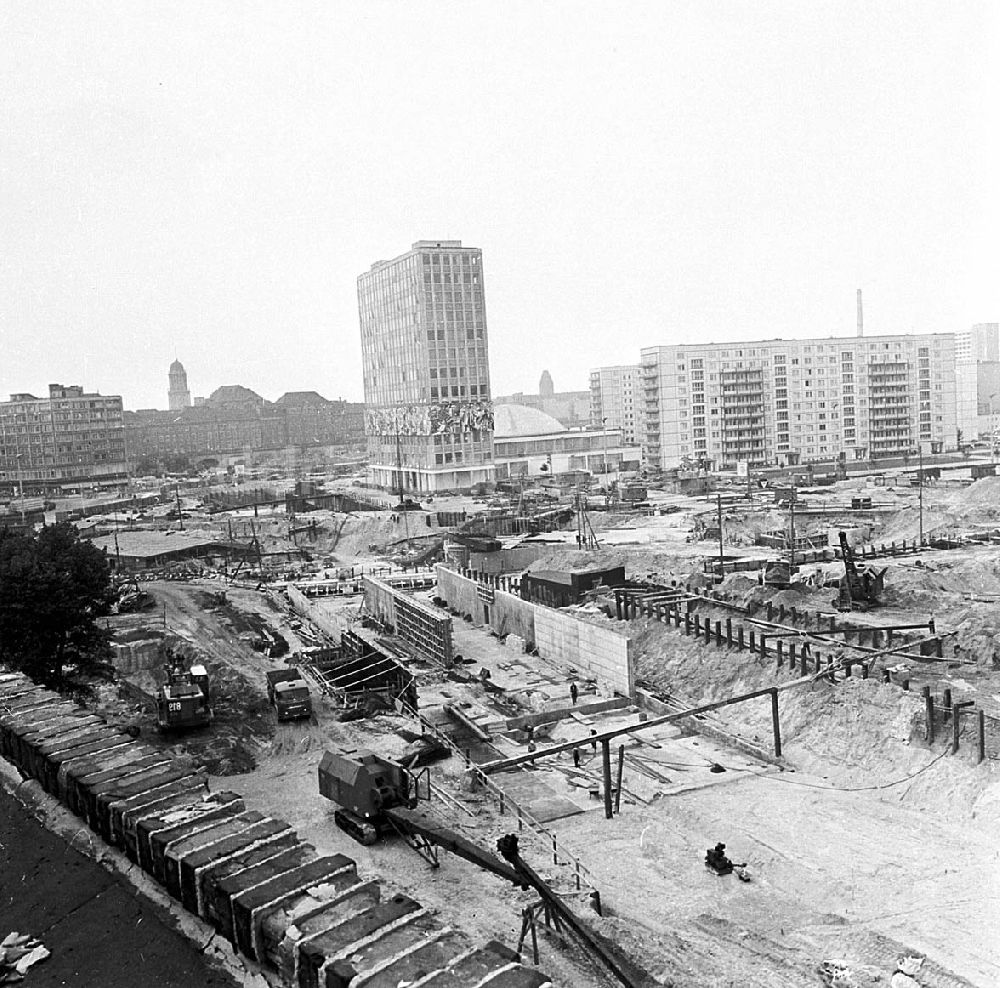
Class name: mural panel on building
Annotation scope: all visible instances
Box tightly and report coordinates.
[365,400,494,437]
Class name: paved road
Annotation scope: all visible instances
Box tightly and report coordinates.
[0,787,239,988]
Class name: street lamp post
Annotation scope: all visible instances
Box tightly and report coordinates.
[716,492,725,584]
[15,453,25,524]
[601,417,609,508]
[990,394,999,465]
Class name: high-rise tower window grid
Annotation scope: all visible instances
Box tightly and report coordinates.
[358,242,494,492]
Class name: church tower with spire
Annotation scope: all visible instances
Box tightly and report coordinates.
[168,359,191,410]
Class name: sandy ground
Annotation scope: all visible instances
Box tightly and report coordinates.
[126,579,996,986]
[83,478,1000,986]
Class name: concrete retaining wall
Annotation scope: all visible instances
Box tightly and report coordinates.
[435,565,487,624]
[0,669,549,988]
[362,577,400,628]
[286,584,344,640]
[490,588,537,643]
[435,565,634,698]
[364,577,454,665]
[534,607,634,698]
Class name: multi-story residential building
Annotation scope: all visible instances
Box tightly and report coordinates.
[357,240,494,492]
[641,334,957,471]
[955,323,999,363]
[954,323,999,441]
[589,364,641,447]
[0,384,127,491]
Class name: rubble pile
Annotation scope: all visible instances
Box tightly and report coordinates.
[0,933,49,983]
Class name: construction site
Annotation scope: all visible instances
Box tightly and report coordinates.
[3,463,1000,988]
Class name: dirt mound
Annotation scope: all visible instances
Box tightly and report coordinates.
[631,617,998,819]
[525,545,706,585]
[945,476,1000,514]
[332,511,410,559]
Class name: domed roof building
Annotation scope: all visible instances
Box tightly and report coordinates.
[493,403,566,438]
[491,403,640,481]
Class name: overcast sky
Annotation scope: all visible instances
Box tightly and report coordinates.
[1,2,997,410]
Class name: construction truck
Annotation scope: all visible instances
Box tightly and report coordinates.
[760,559,792,588]
[266,668,313,722]
[156,659,212,730]
[834,530,886,611]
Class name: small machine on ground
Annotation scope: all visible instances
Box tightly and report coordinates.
[266,668,313,722]
[156,659,212,730]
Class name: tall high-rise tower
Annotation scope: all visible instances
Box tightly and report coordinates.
[168,359,191,411]
[358,241,495,493]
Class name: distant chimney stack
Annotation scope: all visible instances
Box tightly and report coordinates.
[857,289,864,337]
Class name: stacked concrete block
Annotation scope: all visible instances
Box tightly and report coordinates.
[0,670,551,987]
[111,636,163,675]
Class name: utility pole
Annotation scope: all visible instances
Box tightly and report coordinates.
[175,483,184,531]
[716,492,724,584]
[788,486,796,578]
[918,441,924,546]
[602,417,609,509]
[395,428,410,547]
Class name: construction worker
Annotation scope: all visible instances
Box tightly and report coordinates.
[569,682,579,705]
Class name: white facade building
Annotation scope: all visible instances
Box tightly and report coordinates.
[589,364,641,450]
[641,333,957,471]
[358,241,495,493]
[954,323,999,441]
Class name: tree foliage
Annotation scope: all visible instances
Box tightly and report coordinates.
[0,522,114,686]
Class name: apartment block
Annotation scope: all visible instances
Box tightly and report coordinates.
[954,323,999,441]
[589,364,642,446]
[0,384,127,491]
[955,323,999,363]
[641,334,957,471]
[358,241,494,493]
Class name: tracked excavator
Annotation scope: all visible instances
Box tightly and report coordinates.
[834,530,886,611]
[318,746,524,884]
[319,747,661,987]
